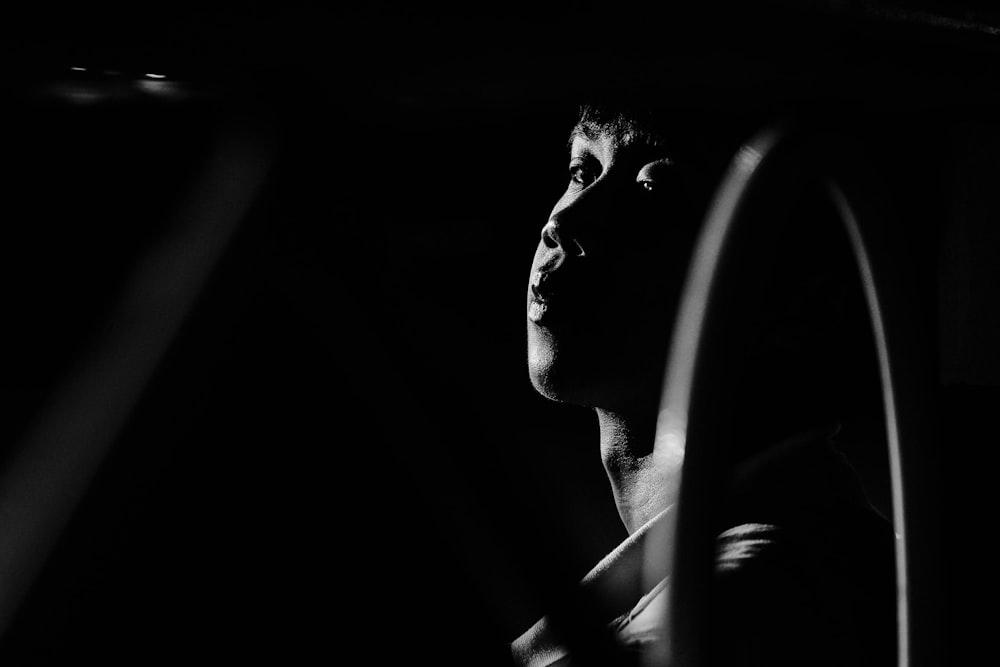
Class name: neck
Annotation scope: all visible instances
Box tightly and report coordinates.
[597,404,681,534]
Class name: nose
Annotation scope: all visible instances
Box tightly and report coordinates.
[541,219,564,250]
[540,217,586,258]
[542,178,612,259]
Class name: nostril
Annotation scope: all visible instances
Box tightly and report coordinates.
[541,221,587,257]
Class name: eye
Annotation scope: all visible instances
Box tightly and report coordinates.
[569,159,598,188]
[636,158,674,195]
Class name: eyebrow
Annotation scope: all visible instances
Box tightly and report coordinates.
[566,123,599,152]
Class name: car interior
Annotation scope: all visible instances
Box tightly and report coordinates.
[1,2,998,664]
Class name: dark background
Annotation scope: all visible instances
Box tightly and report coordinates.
[1,2,999,664]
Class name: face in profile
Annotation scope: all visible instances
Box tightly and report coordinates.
[527,116,704,411]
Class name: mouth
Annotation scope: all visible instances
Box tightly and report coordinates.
[527,273,553,323]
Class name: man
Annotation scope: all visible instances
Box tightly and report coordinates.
[514,104,896,666]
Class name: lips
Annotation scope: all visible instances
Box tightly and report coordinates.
[527,271,557,323]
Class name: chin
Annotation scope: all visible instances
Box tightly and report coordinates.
[527,334,582,404]
[527,330,667,411]
[528,366,596,406]
[527,338,568,402]
[527,345,648,410]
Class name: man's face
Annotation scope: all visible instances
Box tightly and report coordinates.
[526,123,699,410]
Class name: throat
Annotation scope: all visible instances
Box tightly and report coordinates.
[597,407,681,534]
